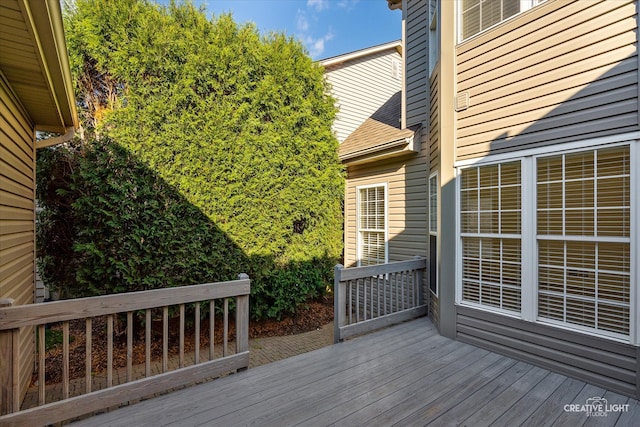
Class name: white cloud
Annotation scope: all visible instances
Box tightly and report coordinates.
[307,0,329,12]
[296,10,309,32]
[337,0,359,10]
[306,29,334,58]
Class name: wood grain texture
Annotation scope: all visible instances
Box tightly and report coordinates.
[61,318,640,427]
[0,279,250,329]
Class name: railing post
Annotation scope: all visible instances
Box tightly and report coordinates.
[236,273,250,369]
[0,298,18,415]
[333,264,345,343]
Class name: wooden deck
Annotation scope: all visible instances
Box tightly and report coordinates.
[71,318,640,426]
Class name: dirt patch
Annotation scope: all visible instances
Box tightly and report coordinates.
[36,298,333,385]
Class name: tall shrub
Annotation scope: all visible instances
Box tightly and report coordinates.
[37,0,343,319]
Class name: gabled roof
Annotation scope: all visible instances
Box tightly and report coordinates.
[0,0,78,134]
[319,40,402,68]
[339,91,418,165]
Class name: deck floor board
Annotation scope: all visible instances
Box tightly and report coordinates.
[71,318,639,427]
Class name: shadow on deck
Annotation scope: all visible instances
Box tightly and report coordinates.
[71,318,640,426]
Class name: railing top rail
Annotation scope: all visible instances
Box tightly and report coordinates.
[0,279,250,330]
[336,258,426,282]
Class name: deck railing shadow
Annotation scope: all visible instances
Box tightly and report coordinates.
[334,257,427,343]
[0,275,250,426]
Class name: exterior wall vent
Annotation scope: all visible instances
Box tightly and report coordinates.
[391,58,401,80]
[455,91,470,111]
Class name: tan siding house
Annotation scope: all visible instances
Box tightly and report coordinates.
[0,0,77,406]
[322,41,403,143]
[366,0,640,398]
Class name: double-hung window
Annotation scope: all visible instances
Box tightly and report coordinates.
[460,0,546,41]
[460,161,522,312]
[357,184,387,266]
[537,146,631,337]
[429,173,439,294]
[457,142,636,342]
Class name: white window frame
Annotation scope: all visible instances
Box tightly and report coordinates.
[429,172,439,235]
[356,183,388,267]
[455,132,639,344]
[535,145,633,342]
[429,172,439,296]
[457,0,546,43]
[457,159,524,315]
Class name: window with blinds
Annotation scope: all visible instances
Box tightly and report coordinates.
[358,185,386,266]
[429,174,438,294]
[460,0,545,41]
[537,146,631,337]
[429,174,438,234]
[460,161,522,312]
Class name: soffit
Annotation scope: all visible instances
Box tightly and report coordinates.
[0,0,77,133]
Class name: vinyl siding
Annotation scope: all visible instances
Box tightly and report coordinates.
[457,306,639,398]
[429,65,439,173]
[325,49,402,143]
[405,0,428,127]
[344,139,428,269]
[1,73,36,403]
[455,0,639,160]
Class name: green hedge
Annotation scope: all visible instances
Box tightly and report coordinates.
[35,1,343,320]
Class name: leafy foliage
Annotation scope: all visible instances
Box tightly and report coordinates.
[37,0,343,319]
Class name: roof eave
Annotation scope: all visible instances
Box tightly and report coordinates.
[339,134,419,165]
[387,0,402,11]
[20,0,78,133]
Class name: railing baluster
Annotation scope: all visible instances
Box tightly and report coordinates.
[355,279,360,323]
[85,318,92,394]
[63,322,69,399]
[413,270,418,307]
[127,312,133,382]
[396,272,400,311]
[384,274,387,315]
[195,303,200,364]
[162,306,168,373]
[348,280,352,325]
[209,300,215,361]
[38,325,45,405]
[0,278,251,424]
[370,276,374,319]
[402,270,406,310]
[363,277,367,321]
[179,304,185,368]
[145,309,151,378]
[223,298,229,357]
[107,315,113,387]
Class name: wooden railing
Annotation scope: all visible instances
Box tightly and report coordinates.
[0,275,250,426]
[334,258,427,343]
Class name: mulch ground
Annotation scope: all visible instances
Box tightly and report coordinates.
[36,297,333,385]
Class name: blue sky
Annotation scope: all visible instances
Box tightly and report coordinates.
[159,0,401,60]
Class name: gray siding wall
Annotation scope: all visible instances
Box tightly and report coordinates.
[455,0,639,160]
[457,306,639,398]
[324,49,402,143]
[0,72,36,400]
[405,0,428,127]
